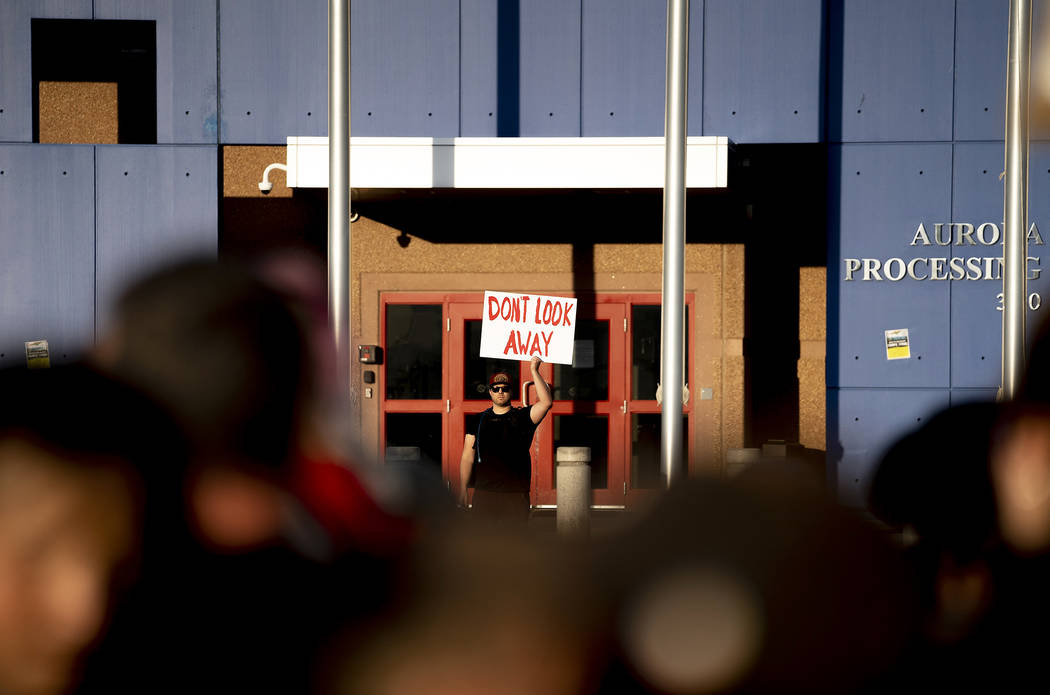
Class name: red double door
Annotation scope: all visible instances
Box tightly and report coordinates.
[381,293,690,509]
[448,298,632,507]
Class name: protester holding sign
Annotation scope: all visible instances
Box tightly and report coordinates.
[458,356,552,524]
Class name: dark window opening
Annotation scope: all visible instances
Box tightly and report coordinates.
[32,19,157,144]
[553,319,609,401]
[385,413,441,471]
[554,414,609,489]
[631,413,687,489]
[632,305,689,401]
[385,305,443,400]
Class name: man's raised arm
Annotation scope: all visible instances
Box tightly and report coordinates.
[529,356,553,424]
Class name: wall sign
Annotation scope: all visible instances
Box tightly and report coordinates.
[480,291,578,365]
[843,221,1045,310]
[24,339,50,369]
[885,329,910,360]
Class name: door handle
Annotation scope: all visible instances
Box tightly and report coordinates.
[522,380,533,406]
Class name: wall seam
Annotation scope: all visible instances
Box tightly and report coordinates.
[215,0,222,146]
[951,0,959,143]
[92,145,98,343]
[721,244,727,457]
[578,0,583,136]
[214,0,222,254]
[458,0,463,136]
[949,0,959,393]
[699,0,705,135]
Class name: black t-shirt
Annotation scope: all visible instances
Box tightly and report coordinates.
[471,406,538,492]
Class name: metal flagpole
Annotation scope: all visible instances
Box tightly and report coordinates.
[329,0,351,404]
[1003,0,1032,400]
[660,0,689,487]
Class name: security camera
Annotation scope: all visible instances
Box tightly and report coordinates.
[258,162,287,195]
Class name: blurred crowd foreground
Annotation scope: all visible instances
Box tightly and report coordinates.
[6,257,1050,694]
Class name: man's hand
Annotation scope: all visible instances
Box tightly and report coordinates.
[531,355,543,371]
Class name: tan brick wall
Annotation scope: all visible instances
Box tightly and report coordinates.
[798,266,826,451]
[352,214,746,472]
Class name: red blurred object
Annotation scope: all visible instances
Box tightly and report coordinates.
[293,456,416,557]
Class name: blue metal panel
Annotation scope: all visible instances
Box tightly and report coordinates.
[519,0,581,136]
[828,0,954,142]
[219,0,326,144]
[457,0,497,135]
[94,0,218,144]
[581,0,665,136]
[464,0,701,137]
[829,388,949,507]
[0,1,92,143]
[950,142,1005,387]
[829,143,953,388]
[351,0,460,137]
[954,0,1006,141]
[459,0,499,136]
[0,145,94,366]
[703,0,823,143]
[95,146,217,329]
[687,0,704,137]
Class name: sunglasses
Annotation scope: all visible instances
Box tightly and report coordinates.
[490,385,510,393]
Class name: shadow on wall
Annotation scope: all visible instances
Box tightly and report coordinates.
[352,188,736,244]
[221,190,328,260]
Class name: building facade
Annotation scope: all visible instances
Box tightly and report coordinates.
[0,0,1039,508]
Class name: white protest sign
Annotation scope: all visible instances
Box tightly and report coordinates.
[480,291,578,365]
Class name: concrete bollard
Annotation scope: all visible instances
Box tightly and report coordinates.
[556,446,591,539]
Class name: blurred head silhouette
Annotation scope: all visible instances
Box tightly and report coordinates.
[995,316,1050,556]
[990,402,1050,556]
[869,401,1001,564]
[325,523,596,695]
[597,474,916,693]
[0,365,163,695]
[94,258,312,551]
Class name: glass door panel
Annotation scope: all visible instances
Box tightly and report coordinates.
[553,318,610,401]
[536,302,625,507]
[553,414,609,489]
[625,300,693,507]
[385,412,443,472]
[381,300,448,494]
[629,413,688,489]
[385,304,444,399]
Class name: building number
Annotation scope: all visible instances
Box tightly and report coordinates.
[996,292,1042,311]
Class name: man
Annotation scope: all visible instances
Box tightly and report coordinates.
[459,356,553,524]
